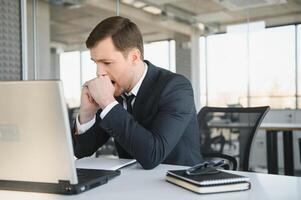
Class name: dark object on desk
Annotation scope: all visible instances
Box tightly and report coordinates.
[198,106,270,171]
[185,160,230,175]
[166,161,250,194]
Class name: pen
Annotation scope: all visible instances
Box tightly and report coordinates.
[185,160,226,175]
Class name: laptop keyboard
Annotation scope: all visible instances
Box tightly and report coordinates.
[76,168,120,183]
[77,169,94,183]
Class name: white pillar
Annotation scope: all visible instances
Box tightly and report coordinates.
[191,27,201,111]
[21,0,28,80]
[26,0,51,80]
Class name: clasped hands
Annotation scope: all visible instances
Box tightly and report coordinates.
[79,75,116,124]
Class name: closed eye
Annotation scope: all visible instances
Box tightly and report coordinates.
[90,58,113,66]
[104,62,112,65]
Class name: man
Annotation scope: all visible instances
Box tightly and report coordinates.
[73,16,202,169]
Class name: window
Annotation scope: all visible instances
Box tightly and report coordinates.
[60,51,95,108]
[144,40,175,72]
[81,51,96,83]
[202,25,298,108]
[296,25,301,109]
[199,37,207,106]
[205,33,248,107]
[249,26,296,109]
[60,51,81,108]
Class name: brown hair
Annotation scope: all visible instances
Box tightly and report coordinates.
[86,16,144,59]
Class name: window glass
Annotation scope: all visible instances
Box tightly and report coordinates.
[249,26,296,108]
[60,51,81,108]
[169,40,176,72]
[203,25,296,108]
[296,25,301,109]
[199,36,207,106]
[81,51,96,83]
[206,33,248,107]
[144,40,175,72]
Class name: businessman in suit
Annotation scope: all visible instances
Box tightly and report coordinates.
[73,16,203,169]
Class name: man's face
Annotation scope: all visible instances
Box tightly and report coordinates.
[90,37,133,97]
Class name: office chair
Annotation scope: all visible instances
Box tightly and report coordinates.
[95,138,118,157]
[198,106,270,171]
[67,107,80,130]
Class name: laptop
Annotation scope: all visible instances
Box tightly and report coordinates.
[0,80,120,195]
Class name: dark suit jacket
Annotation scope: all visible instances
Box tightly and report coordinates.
[73,60,203,169]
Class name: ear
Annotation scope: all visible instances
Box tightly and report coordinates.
[129,48,141,64]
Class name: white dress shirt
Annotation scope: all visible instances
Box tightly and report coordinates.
[76,63,148,134]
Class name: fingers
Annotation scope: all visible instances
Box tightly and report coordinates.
[87,93,94,104]
[84,91,98,106]
[82,80,90,90]
[97,73,107,77]
[89,96,98,106]
[82,81,97,105]
[82,76,114,108]
[86,89,97,105]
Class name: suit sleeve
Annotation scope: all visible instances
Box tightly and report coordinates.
[72,112,110,158]
[98,75,196,169]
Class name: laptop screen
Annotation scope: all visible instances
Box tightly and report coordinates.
[0,81,78,184]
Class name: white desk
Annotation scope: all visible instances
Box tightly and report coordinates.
[0,157,301,199]
[260,123,301,131]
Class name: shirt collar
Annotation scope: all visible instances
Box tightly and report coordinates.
[125,62,148,96]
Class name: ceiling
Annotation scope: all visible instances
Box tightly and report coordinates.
[48,0,301,50]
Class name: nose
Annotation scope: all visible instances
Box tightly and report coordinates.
[96,63,107,77]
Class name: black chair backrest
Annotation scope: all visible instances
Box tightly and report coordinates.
[198,106,270,171]
[67,107,80,129]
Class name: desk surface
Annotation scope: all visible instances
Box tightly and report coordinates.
[260,123,301,131]
[0,157,300,200]
[208,122,301,131]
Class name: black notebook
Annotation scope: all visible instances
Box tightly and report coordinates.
[166,169,251,194]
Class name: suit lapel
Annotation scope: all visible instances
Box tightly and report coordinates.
[132,61,159,119]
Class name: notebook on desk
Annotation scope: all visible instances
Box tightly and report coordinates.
[166,169,250,194]
[0,81,120,195]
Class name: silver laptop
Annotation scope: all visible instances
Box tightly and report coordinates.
[0,80,120,194]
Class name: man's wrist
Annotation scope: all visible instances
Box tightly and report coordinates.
[100,101,118,119]
[78,107,97,124]
[76,114,95,134]
[78,113,94,124]
[100,98,116,110]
